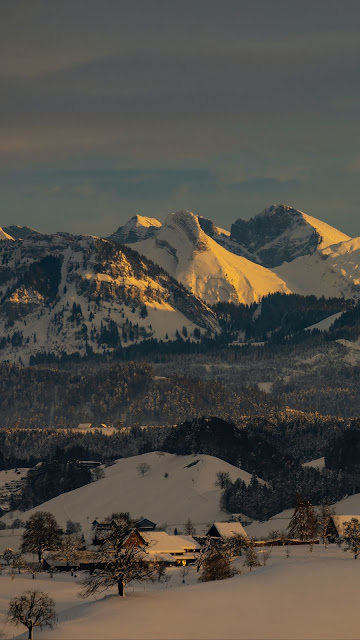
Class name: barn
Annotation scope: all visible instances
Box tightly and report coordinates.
[206,521,249,540]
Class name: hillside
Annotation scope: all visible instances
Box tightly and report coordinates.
[133,210,290,305]
[0,233,218,364]
[3,453,256,536]
[274,237,360,298]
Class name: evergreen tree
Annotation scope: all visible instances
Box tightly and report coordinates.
[287,494,318,541]
[317,505,335,546]
[199,552,237,582]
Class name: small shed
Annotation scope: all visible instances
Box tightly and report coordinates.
[206,522,249,540]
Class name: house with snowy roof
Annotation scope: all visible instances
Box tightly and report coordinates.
[124,529,201,565]
[326,515,360,540]
[206,521,249,540]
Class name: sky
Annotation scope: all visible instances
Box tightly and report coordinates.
[1,0,360,236]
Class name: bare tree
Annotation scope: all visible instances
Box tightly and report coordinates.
[154,558,169,583]
[137,462,151,477]
[2,548,16,566]
[26,563,41,581]
[223,534,249,559]
[180,564,190,584]
[261,548,272,566]
[196,536,214,573]
[215,471,231,489]
[51,534,83,570]
[81,515,155,597]
[21,512,61,565]
[244,543,261,572]
[343,518,360,559]
[183,518,196,536]
[317,505,335,547]
[8,590,56,640]
[13,553,26,575]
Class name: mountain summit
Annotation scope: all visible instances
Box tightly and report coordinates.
[132,209,290,305]
[229,204,350,268]
[108,215,162,244]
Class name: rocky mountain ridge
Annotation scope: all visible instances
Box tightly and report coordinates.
[0,233,218,364]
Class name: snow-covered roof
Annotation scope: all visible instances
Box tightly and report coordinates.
[142,531,200,554]
[210,522,249,539]
[331,515,360,537]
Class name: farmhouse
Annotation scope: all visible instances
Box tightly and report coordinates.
[122,529,200,565]
[326,515,360,540]
[140,531,201,565]
[206,521,249,540]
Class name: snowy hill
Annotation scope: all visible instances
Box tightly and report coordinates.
[0,233,218,364]
[108,215,162,244]
[274,237,360,299]
[229,204,350,268]
[4,453,256,536]
[0,226,14,241]
[132,210,290,305]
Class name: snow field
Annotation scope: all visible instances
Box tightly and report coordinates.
[1,545,360,639]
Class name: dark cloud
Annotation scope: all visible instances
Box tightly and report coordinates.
[0,0,359,233]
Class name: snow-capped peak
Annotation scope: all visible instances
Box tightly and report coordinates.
[132,209,290,305]
[108,215,162,244]
[230,204,351,268]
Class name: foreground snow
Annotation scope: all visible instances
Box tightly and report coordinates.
[2,546,360,639]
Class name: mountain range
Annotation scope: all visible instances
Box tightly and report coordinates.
[0,204,359,362]
[107,205,357,302]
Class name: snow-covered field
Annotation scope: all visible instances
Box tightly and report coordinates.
[2,453,254,538]
[1,545,360,639]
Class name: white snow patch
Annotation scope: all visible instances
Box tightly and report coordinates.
[304,312,344,332]
[302,457,325,470]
